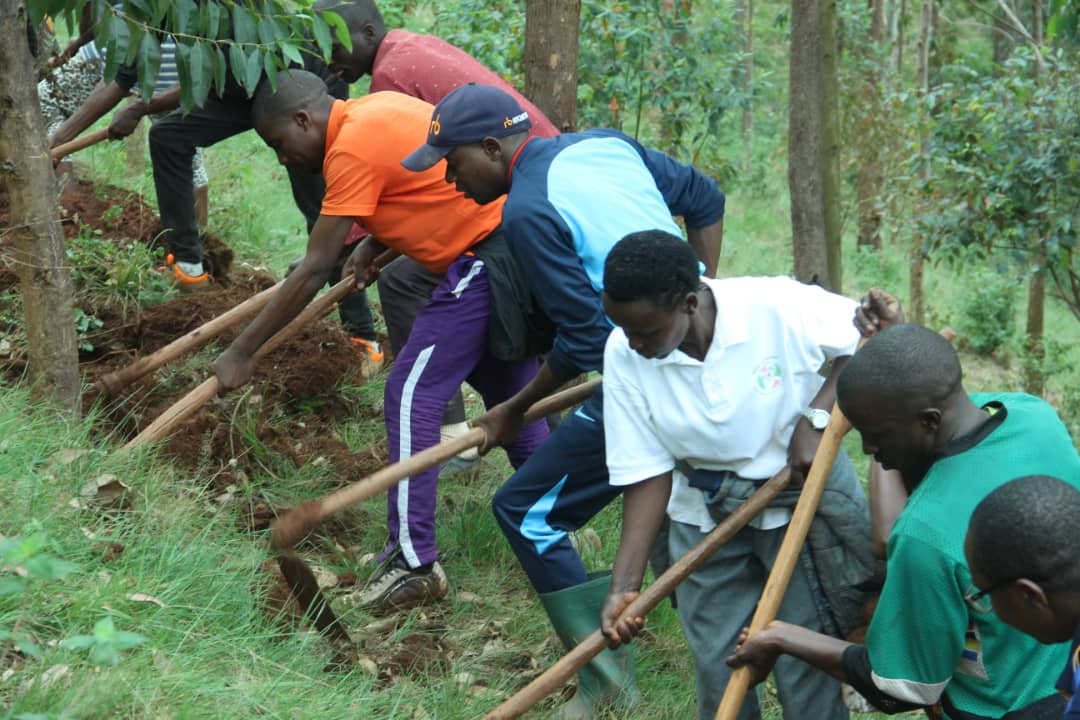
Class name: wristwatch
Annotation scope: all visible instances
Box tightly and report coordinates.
[803,407,830,430]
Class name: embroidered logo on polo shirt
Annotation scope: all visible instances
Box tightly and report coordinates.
[752,358,783,394]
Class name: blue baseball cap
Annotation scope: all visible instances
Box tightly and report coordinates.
[402,83,532,172]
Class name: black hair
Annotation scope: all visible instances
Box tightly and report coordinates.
[312,0,384,34]
[968,475,1080,592]
[837,323,962,415]
[603,230,700,311]
[251,69,330,129]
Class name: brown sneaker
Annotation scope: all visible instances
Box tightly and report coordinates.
[357,553,448,616]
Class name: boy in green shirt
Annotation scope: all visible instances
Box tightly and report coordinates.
[728,317,1080,718]
[966,475,1080,719]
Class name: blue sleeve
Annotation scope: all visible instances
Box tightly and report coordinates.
[598,130,725,227]
[504,205,611,381]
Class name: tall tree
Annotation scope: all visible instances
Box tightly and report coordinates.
[1,2,80,416]
[736,0,754,170]
[909,0,934,325]
[7,0,346,413]
[524,0,581,132]
[789,0,841,290]
[855,0,885,250]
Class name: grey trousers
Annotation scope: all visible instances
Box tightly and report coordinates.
[670,518,849,720]
[377,255,465,426]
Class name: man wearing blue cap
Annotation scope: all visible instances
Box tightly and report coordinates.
[403,83,726,718]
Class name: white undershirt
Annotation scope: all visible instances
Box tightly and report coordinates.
[603,276,860,532]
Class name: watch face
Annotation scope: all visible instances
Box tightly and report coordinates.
[808,409,829,430]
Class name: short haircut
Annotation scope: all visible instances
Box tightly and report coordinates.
[968,475,1080,592]
[251,70,328,128]
[312,0,384,33]
[603,230,699,311]
[837,323,962,413]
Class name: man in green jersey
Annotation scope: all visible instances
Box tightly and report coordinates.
[728,314,1080,719]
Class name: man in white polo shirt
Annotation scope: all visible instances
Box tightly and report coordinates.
[597,230,880,720]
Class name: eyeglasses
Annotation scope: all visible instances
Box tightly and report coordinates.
[964,579,1014,613]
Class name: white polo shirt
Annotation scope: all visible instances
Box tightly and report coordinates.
[603,276,860,532]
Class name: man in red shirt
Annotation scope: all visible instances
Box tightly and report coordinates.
[314,0,560,468]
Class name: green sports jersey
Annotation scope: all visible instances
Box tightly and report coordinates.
[866,392,1080,718]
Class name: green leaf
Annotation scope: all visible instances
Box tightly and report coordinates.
[136,32,163,101]
[322,10,352,53]
[0,577,26,595]
[263,50,278,88]
[123,24,145,66]
[151,0,170,27]
[90,642,120,667]
[93,617,116,641]
[14,634,42,660]
[311,15,333,59]
[232,5,257,44]
[257,8,279,46]
[212,45,228,97]
[59,634,96,650]
[206,1,224,40]
[228,42,248,87]
[173,0,198,35]
[127,0,153,16]
[243,48,264,97]
[23,554,77,580]
[175,41,195,113]
[102,17,132,85]
[111,630,146,651]
[189,41,213,108]
[281,41,303,68]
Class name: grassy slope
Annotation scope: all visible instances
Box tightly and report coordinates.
[4,2,1079,719]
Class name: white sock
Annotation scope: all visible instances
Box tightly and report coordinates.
[176,260,204,277]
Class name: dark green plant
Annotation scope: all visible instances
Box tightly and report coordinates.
[920,48,1080,323]
[956,268,1018,356]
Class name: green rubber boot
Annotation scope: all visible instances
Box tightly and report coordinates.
[539,574,642,719]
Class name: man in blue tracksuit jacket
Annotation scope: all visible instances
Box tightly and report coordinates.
[402,83,725,718]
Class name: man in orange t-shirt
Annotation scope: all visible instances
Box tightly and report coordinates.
[212,69,548,613]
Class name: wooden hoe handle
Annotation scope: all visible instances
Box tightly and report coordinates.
[270,378,602,551]
[713,403,853,719]
[484,466,793,720]
[96,280,283,396]
[50,128,110,163]
[122,250,397,450]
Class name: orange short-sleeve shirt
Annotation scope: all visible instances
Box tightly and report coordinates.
[320,93,505,273]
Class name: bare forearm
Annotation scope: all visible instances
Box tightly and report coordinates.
[610,473,673,593]
[231,262,331,357]
[767,621,853,682]
[687,218,723,278]
[49,81,127,146]
[503,363,568,414]
[810,356,850,412]
[869,462,907,558]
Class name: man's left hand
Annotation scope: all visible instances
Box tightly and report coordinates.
[108,100,146,139]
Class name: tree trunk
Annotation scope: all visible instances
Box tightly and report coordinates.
[1025,269,1046,395]
[856,0,885,250]
[821,0,842,290]
[789,0,839,290]
[1025,0,1045,396]
[909,0,933,326]
[524,0,581,133]
[1,1,81,416]
[737,0,754,170]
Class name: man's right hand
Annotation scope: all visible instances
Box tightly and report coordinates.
[854,287,905,338]
[601,589,644,648]
[341,235,380,290]
[473,400,526,454]
[212,347,255,396]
